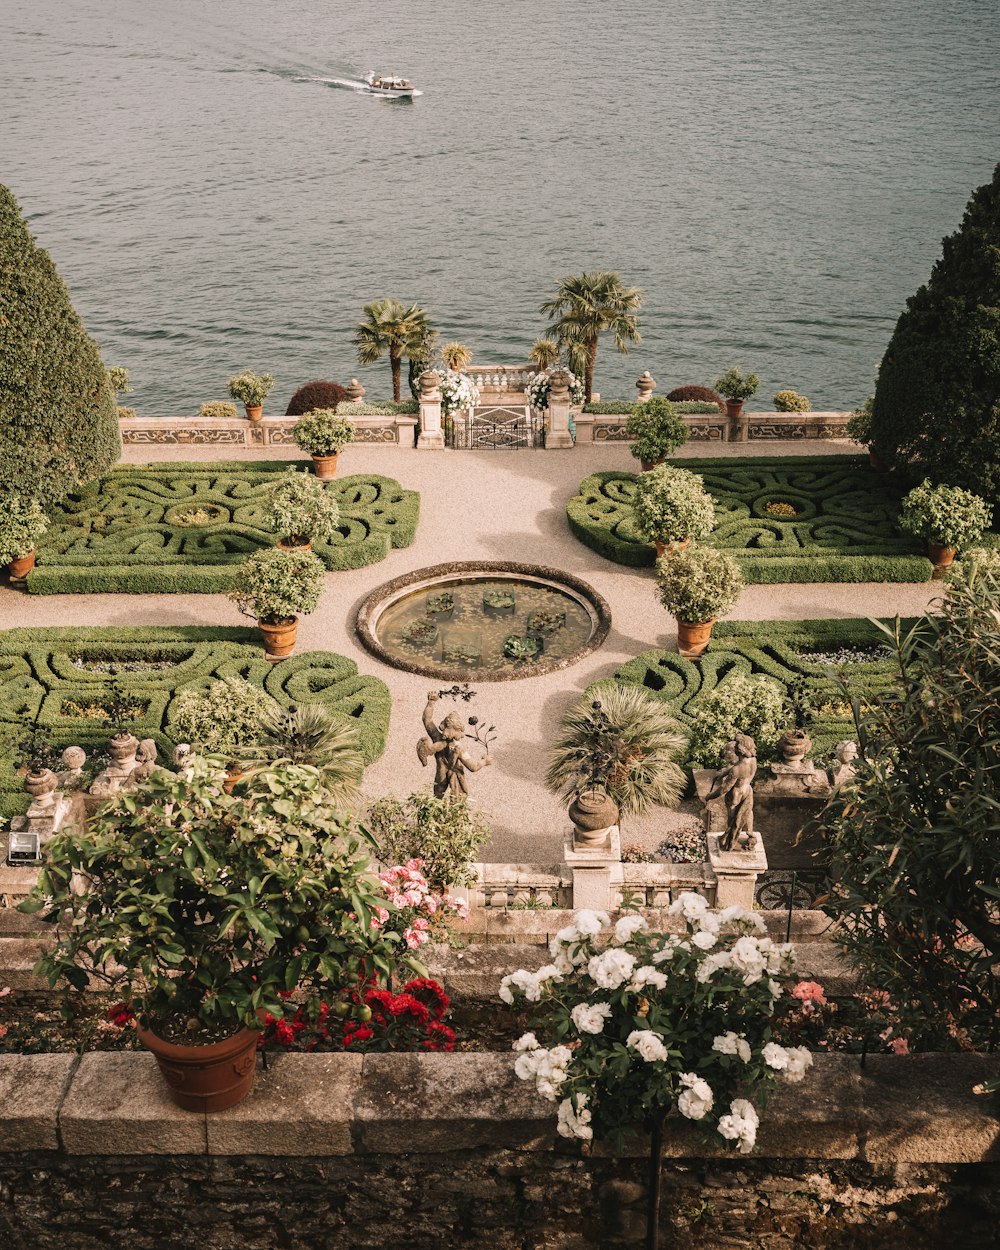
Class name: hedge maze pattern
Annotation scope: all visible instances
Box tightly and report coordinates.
[589,617,903,764]
[566,455,937,583]
[29,461,420,593]
[0,627,392,819]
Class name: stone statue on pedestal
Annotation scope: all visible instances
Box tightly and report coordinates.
[706,734,757,851]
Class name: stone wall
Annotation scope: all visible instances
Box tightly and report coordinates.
[1,1051,997,1250]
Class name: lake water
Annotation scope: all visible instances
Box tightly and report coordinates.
[4,0,998,414]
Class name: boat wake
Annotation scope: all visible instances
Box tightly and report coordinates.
[303,75,423,98]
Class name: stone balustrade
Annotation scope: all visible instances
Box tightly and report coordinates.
[463,365,535,395]
[118,412,416,448]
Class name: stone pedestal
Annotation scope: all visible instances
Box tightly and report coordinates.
[417,369,445,450]
[563,828,623,911]
[573,413,595,444]
[545,369,575,450]
[707,831,767,910]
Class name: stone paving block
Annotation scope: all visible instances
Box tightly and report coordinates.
[207,1052,361,1156]
[0,1053,76,1151]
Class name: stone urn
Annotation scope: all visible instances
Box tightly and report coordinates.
[24,769,59,806]
[778,728,812,765]
[569,789,619,845]
[109,732,139,764]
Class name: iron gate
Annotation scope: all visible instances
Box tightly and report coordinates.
[446,404,544,450]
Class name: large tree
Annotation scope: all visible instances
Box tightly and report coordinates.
[871,163,1000,498]
[0,185,119,505]
[354,299,432,402]
[539,271,643,402]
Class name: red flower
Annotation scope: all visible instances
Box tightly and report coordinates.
[106,1003,135,1029]
[422,1021,456,1052]
[402,977,450,1022]
[389,992,430,1024]
[344,1025,374,1047]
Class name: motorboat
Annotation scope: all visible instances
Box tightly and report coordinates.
[362,71,417,98]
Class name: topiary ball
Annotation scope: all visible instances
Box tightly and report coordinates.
[665,384,725,412]
[285,380,349,417]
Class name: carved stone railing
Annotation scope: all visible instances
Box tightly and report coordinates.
[463,365,535,397]
[468,858,722,912]
[583,410,853,445]
[118,414,417,449]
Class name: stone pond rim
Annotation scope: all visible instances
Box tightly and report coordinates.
[355,560,612,682]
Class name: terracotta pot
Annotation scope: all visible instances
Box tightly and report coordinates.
[676,617,715,658]
[109,733,139,763]
[639,457,665,472]
[568,790,619,844]
[928,541,955,568]
[724,399,744,420]
[311,453,339,481]
[259,616,298,661]
[222,765,243,795]
[244,405,263,422]
[137,1020,260,1112]
[654,538,689,560]
[277,537,312,552]
[7,549,35,580]
[868,449,887,472]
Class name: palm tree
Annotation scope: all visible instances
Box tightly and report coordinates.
[440,342,473,371]
[528,338,560,370]
[354,299,432,402]
[251,703,364,807]
[539,271,644,401]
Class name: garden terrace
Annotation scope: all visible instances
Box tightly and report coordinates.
[28,462,419,594]
[590,616,906,763]
[0,627,391,820]
[567,454,950,582]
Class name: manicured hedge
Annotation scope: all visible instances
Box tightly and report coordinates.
[589,617,908,763]
[27,462,420,594]
[0,626,391,818]
[566,456,944,583]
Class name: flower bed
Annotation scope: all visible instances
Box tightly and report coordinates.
[566,455,944,582]
[27,461,420,594]
[0,626,391,820]
[589,616,905,762]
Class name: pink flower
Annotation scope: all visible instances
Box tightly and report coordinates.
[888,1037,910,1056]
[406,858,425,872]
[412,916,430,931]
[791,981,828,1006]
[425,894,439,914]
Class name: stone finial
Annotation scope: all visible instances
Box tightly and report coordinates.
[57,745,88,792]
[24,769,59,807]
[548,368,572,397]
[830,740,859,788]
[419,369,442,398]
[635,370,656,402]
[346,378,365,401]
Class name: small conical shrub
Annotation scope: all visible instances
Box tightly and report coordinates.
[871,163,1000,497]
[0,184,120,505]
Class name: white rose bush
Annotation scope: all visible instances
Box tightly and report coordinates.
[438,369,480,417]
[500,895,813,1158]
[526,368,585,411]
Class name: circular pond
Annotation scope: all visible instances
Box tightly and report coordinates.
[356,561,612,680]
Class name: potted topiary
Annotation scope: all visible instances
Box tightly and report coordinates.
[24,757,404,1112]
[772,389,811,412]
[713,366,760,420]
[632,465,716,557]
[625,396,690,469]
[230,546,326,659]
[655,544,745,657]
[227,370,275,422]
[0,493,48,581]
[292,409,356,480]
[898,479,993,568]
[197,401,239,420]
[266,469,342,550]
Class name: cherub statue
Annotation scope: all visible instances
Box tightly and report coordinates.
[417,691,491,798]
[706,734,757,851]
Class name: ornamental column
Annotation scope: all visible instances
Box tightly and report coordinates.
[545,368,574,450]
[417,369,445,450]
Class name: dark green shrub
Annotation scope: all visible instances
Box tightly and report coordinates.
[0,184,119,505]
[666,384,724,410]
[285,380,350,416]
[820,558,1000,1052]
[871,163,1000,497]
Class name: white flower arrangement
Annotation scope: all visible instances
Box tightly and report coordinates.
[500,895,813,1150]
[526,368,585,411]
[438,369,480,417]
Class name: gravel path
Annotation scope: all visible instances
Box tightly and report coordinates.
[0,439,940,861]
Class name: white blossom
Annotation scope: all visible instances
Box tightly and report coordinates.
[556,1094,593,1141]
[499,968,548,1004]
[677,1072,714,1120]
[551,924,579,949]
[628,964,668,992]
[574,909,610,936]
[718,904,767,932]
[692,929,717,950]
[571,1002,613,1035]
[782,1046,813,1083]
[626,1029,668,1063]
[588,948,637,990]
[695,949,733,983]
[712,1032,752,1063]
[513,1032,539,1052]
[717,1098,759,1153]
[762,1042,790,1070]
[729,936,767,985]
[668,891,709,921]
[514,1051,542,1081]
[614,914,647,944]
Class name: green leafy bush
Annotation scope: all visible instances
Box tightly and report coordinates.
[772,389,811,412]
[107,366,131,396]
[228,370,275,407]
[293,410,357,457]
[337,400,416,417]
[25,759,405,1032]
[251,702,363,806]
[844,396,874,447]
[686,673,785,766]
[821,559,1000,1052]
[230,547,326,623]
[197,401,239,420]
[632,465,715,544]
[870,163,1000,497]
[267,470,342,545]
[899,479,992,551]
[0,494,48,563]
[366,791,490,888]
[582,399,636,414]
[170,676,278,756]
[0,184,120,506]
[625,397,690,464]
[713,366,760,402]
[655,545,744,623]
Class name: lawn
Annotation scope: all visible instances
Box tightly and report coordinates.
[0,626,391,819]
[27,461,419,593]
[566,455,938,583]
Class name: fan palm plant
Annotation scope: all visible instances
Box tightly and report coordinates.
[546,686,685,819]
[529,339,561,370]
[250,703,364,806]
[440,342,473,371]
[539,271,644,402]
[354,299,433,402]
